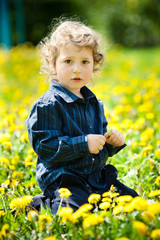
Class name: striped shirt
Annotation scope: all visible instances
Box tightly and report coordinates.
[27,80,126,192]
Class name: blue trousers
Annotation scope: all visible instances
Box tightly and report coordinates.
[30,165,138,214]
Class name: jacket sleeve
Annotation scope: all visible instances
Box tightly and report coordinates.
[27,101,89,165]
[102,105,126,157]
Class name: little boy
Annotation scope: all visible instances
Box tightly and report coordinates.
[27,20,138,213]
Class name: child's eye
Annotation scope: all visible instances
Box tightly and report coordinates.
[65,59,71,64]
[82,60,89,64]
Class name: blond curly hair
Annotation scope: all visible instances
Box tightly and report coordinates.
[38,19,105,81]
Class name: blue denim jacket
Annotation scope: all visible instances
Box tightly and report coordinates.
[27,80,126,192]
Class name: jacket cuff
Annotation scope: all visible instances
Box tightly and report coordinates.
[72,135,89,154]
[105,143,127,157]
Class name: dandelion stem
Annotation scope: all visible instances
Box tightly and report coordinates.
[1,194,7,212]
[60,232,67,240]
[57,197,63,213]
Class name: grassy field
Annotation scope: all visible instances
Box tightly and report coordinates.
[0,45,160,239]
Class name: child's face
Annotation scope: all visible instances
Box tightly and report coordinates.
[54,44,94,97]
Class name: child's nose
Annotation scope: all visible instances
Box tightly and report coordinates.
[74,70,80,75]
[73,64,81,74]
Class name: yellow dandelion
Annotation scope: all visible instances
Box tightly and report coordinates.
[133,118,145,130]
[3,141,11,150]
[0,210,5,217]
[9,195,33,210]
[156,176,160,186]
[155,149,160,158]
[140,128,154,145]
[25,155,33,166]
[22,195,33,205]
[58,207,73,217]
[88,193,101,204]
[0,157,9,165]
[101,197,112,203]
[133,92,141,103]
[73,204,93,220]
[138,102,153,113]
[123,203,134,213]
[148,202,160,214]
[149,159,154,169]
[18,108,29,119]
[43,237,56,240]
[150,229,160,239]
[9,164,15,170]
[9,198,24,209]
[11,155,19,165]
[58,188,72,198]
[78,203,93,213]
[28,149,37,158]
[38,214,52,232]
[143,145,153,153]
[0,187,5,194]
[133,221,147,236]
[26,181,35,188]
[146,112,154,119]
[3,179,10,186]
[58,207,73,222]
[141,211,155,222]
[113,205,123,215]
[148,190,160,198]
[110,184,116,192]
[83,214,104,228]
[16,124,24,130]
[38,214,52,225]
[102,191,112,198]
[9,123,16,133]
[20,131,29,142]
[12,171,23,179]
[131,196,148,211]
[0,133,11,143]
[116,195,133,205]
[0,224,10,237]
[10,180,18,188]
[110,192,120,198]
[99,202,110,210]
[6,114,15,125]
[142,128,154,138]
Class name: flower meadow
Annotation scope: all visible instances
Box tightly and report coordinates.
[0,44,160,240]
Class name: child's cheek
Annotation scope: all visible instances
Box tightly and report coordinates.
[63,69,71,77]
[59,68,70,77]
[85,68,93,79]
[62,65,71,74]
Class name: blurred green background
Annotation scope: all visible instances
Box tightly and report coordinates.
[1,0,160,49]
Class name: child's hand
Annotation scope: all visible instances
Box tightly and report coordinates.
[87,134,106,154]
[104,129,125,147]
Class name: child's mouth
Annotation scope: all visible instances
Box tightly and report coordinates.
[72,78,82,81]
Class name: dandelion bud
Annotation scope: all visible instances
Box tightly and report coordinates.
[27,210,39,222]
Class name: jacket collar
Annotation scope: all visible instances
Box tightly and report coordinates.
[49,79,96,103]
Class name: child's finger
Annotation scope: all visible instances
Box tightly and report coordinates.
[99,138,106,146]
[104,130,112,139]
